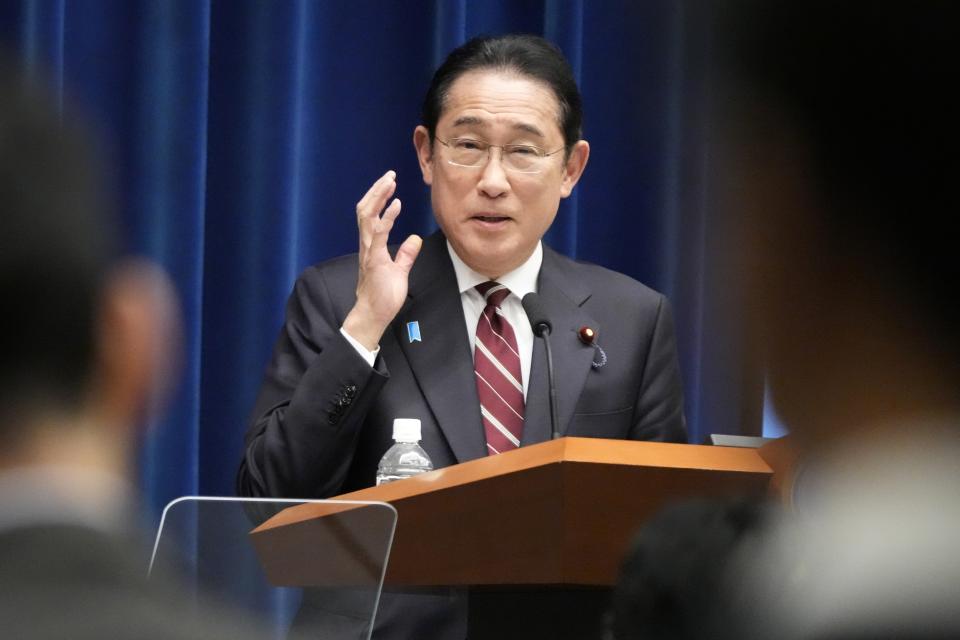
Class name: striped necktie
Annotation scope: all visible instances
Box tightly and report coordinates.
[474,281,524,455]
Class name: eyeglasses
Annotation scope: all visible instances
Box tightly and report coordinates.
[434,137,565,174]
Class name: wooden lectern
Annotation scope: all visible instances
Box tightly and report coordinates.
[250,437,774,639]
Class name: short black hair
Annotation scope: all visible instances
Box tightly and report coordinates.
[421,34,583,151]
[0,63,114,426]
[717,1,960,351]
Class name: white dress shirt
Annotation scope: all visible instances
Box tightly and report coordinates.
[341,241,542,399]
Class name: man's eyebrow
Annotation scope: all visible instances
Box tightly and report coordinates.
[452,116,487,128]
[512,122,545,138]
[449,117,546,138]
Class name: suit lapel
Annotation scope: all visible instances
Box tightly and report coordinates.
[521,245,598,446]
[394,232,487,463]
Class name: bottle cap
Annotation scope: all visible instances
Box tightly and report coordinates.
[392,418,421,443]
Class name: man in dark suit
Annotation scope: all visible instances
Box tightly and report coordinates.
[238,34,686,638]
[0,67,262,640]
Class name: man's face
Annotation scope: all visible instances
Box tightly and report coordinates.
[414,70,589,278]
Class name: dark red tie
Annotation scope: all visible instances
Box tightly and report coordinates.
[474,282,524,455]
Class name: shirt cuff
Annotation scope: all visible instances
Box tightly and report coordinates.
[339,327,380,367]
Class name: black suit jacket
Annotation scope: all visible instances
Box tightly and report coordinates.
[239,230,685,498]
[237,230,686,638]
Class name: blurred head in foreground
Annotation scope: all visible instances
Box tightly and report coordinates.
[0,63,178,507]
[0,65,177,529]
[714,2,960,637]
[717,0,959,453]
[610,499,771,640]
[0,63,277,640]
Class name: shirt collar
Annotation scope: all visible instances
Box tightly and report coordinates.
[446,240,542,299]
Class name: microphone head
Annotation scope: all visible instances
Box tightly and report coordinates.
[521,292,552,337]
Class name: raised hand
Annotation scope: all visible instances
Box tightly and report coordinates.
[342,170,423,352]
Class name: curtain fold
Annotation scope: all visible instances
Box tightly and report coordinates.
[0,0,761,520]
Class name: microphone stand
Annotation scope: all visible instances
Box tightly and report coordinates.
[536,322,561,441]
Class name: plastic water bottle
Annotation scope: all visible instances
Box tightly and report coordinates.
[375,419,434,486]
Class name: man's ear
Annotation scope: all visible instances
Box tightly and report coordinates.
[413,125,434,186]
[559,140,590,198]
[89,261,181,436]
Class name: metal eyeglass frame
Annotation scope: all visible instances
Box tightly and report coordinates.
[434,136,565,174]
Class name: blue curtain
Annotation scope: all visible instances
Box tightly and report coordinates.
[0,0,760,520]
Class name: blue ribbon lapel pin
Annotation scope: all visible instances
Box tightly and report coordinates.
[407,321,422,343]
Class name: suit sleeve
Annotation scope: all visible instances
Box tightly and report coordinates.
[630,295,688,443]
[236,268,389,499]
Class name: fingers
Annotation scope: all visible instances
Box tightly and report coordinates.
[371,197,402,251]
[356,170,397,248]
[356,170,396,219]
[381,194,403,224]
[355,171,416,272]
[394,234,423,274]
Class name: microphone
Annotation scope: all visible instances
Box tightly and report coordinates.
[522,291,552,337]
[522,293,561,440]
